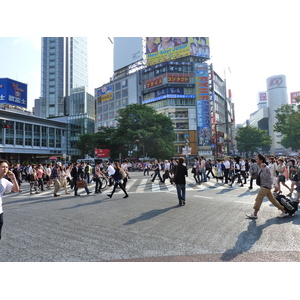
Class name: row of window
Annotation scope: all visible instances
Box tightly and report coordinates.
[97,98,129,114]
[0,123,64,148]
[143,65,194,81]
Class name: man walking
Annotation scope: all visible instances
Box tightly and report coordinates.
[246,154,288,219]
[173,157,188,206]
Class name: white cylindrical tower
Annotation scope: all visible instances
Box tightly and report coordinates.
[266,75,288,154]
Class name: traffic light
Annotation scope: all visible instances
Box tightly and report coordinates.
[2,124,11,128]
[0,122,11,128]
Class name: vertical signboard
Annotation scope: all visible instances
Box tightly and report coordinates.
[194,63,211,148]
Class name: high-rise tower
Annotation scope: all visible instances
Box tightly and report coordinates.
[40,37,88,118]
[266,74,289,154]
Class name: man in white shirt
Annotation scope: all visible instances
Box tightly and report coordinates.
[106,162,115,186]
[223,157,231,184]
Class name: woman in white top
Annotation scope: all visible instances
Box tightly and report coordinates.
[0,159,20,240]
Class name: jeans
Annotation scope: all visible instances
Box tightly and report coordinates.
[201,169,207,182]
[176,184,186,204]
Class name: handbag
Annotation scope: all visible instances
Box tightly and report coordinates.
[76,180,87,188]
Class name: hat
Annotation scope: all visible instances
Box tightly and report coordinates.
[57,162,62,166]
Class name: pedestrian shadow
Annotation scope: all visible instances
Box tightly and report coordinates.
[123,205,178,225]
[220,216,300,261]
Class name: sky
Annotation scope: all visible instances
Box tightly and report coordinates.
[1,1,300,126]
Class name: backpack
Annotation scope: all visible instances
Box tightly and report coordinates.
[221,163,225,171]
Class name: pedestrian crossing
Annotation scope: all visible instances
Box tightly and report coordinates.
[4,177,251,199]
[111,177,249,195]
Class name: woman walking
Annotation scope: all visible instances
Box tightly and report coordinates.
[107,162,129,199]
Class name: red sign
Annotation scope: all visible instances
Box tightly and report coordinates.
[145,76,163,89]
[94,148,110,158]
[291,91,300,104]
[259,92,267,102]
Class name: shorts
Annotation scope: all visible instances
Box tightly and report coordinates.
[278,175,285,182]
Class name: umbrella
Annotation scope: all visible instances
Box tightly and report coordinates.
[49,157,58,160]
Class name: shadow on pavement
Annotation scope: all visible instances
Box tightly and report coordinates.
[123,205,179,225]
[220,216,300,261]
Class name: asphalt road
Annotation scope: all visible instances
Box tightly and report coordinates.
[1,171,300,262]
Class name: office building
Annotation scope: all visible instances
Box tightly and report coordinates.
[40,37,88,118]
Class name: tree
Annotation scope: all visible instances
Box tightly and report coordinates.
[235,126,272,157]
[274,100,300,151]
[115,104,176,159]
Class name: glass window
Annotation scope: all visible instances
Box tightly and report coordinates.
[49,128,55,147]
[25,123,32,146]
[34,125,40,146]
[16,122,24,145]
[41,127,47,147]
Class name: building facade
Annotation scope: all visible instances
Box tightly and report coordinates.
[40,37,88,118]
[95,71,143,130]
[267,75,289,155]
[0,108,67,163]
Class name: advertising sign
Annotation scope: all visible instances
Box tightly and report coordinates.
[290,91,300,104]
[146,37,210,66]
[267,75,286,90]
[97,85,113,102]
[259,92,267,102]
[114,37,143,71]
[194,63,211,147]
[0,78,27,108]
[94,148,110,158]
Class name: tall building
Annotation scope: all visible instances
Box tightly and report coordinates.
[267,75,289,154]
[40,37,88,118]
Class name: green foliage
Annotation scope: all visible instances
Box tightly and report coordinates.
[274,103,300,151]
[115,104,176,159]
[76,104,176,160]
[235,126,272,156]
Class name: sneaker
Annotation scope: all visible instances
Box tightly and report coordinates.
[246,213,258,219]
[278,212,289,218]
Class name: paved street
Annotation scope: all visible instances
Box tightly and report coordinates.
[1,171,300,262]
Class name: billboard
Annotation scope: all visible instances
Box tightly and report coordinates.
[114,37,143,71]
[97,85,113,102]
[0,78,27,108]
[146,37,210,66]
[194,63,211,147]
[258,92,267,102]
[290,91,300,104]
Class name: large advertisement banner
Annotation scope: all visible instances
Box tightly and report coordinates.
[194,63,211,147]
[0,78,27,108]
[146,37,210,66]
